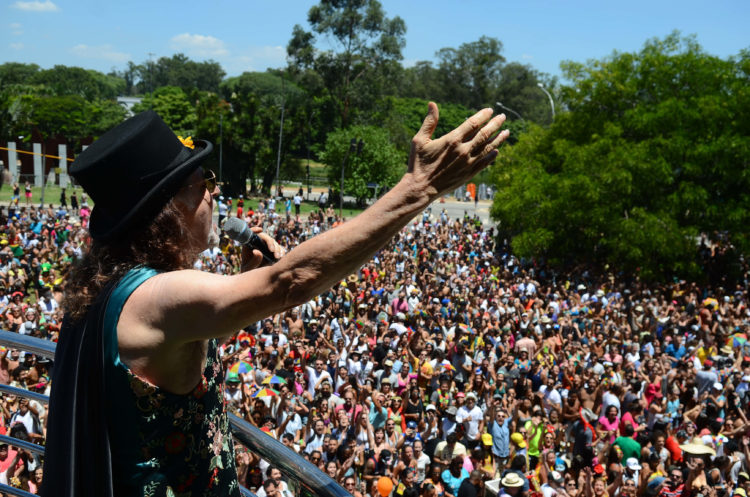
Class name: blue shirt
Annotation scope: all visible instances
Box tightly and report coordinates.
[369,401,387,429]
[665,343,686,361]
[442,468,469,496]
[490,417,511,458]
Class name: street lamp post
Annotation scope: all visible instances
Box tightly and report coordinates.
[274,74,286,197]
[537,83,555,120]
[218,111,223,184]
[495,102,524,121]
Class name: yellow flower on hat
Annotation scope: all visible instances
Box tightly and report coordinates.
[177,135,195,150]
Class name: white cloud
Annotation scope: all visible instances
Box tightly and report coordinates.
[170,33,228,58]
[10,42,24,50]
[9,23,23,36]
[70,44,131,63]
[12,0,59,12]
[227,45,286,73]
[522,54,534,60]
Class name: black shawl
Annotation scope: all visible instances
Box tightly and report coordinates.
[41,282,116,497]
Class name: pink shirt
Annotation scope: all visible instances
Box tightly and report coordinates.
[598,415,620,443]
[620,412,638,438]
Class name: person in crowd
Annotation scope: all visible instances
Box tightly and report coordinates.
[0,103,748,497]
[39,105,507,496]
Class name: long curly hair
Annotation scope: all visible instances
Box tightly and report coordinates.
[63,200,198,322]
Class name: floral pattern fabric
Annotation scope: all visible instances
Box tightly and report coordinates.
[105,267,239,497]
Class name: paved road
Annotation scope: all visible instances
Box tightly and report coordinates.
[430,198,493,226]
[262,187,495,226]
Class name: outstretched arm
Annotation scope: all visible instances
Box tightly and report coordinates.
[121,104,509,347]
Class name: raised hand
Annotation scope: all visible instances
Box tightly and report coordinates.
[407,103,509,199]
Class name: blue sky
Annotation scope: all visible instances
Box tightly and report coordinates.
[2,0,748,80]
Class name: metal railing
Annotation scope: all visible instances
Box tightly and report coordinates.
[0,330,349,497]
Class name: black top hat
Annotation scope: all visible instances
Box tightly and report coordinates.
[70,110,213,240]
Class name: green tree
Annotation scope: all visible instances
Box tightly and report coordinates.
[435,36,506,109]
[287,0,406,127]
[31,65,125,100]
[320,124,405,205]
[491,33,750,280]
[372,97,473,153]
[495,62,557,125]
[132,86,196,135]
[0,63,40,87]
[150,54,225,93]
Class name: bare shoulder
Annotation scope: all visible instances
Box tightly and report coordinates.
[118,265,283,346]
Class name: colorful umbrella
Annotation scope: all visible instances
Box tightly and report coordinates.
[727,333,748,348]
[230,361,253,375]
[252,388,279,398]
[441,360,455,371]
[262,375,287,386]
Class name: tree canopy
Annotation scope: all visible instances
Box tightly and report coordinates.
[490,33,750,280]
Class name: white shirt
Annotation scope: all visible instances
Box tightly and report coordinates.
[456,405,483,440]
[306,366,331,395]
[539,385,562,413]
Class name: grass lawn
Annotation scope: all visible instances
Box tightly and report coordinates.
[235,196,365,219]
[0,183,76,207]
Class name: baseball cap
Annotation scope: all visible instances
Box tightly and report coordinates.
[456,392,465,398]
[510,433,526,448]
[626,458,642,471]
[407,421,417,429]
[425,404,437,412]
[482,433,493,446]
[446,406,457,416]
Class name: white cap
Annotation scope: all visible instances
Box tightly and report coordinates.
[713,382,723,391]
[626,458,642,471]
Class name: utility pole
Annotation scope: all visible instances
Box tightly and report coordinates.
[274,72,286,197]
[219,111,223,184]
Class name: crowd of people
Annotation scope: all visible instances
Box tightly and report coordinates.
[0,186,749,497]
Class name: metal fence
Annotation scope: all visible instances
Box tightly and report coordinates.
[0,330,350,497]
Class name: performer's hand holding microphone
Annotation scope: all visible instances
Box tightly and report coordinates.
[221,217,283,268]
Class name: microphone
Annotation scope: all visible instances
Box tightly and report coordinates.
[221,217,277,266]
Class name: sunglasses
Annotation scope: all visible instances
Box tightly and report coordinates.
[203,167,218,194]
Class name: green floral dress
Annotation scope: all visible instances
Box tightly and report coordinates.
[104,267,239,497]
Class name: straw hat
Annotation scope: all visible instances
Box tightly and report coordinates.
[501,473,524,488]
[679,437,716,456]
